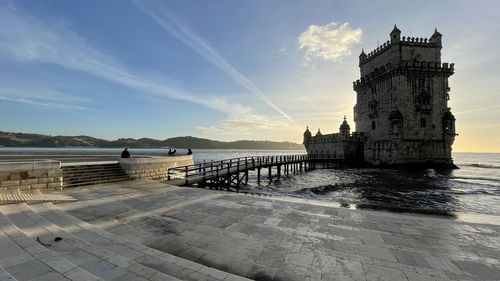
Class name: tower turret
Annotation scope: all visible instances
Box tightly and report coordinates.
[359,49,367,65]
[339,116,351,140]
[430,27,442,47]
[303,126,312,145]
[315,128,322,137]
[390,24,401,43]
[442,109,456,138]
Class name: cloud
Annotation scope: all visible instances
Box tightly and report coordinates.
[0,86,91,110]
[298,22,362,62]
[274,48,287,59]
[131,0,296,124]
[0,4,294,137]
[197,114,292,136]
[454,104,500,115]
[0,5,253,118]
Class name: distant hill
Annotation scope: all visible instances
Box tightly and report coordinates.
[0,131,304,150]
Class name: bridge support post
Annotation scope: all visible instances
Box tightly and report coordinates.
[257,168,261,184]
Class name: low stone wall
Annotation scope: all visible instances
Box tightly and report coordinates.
[118,156,194,181]
[0,160,63,190]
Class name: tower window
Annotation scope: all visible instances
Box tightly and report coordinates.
[371,121,376,130]
[420,118,426,128]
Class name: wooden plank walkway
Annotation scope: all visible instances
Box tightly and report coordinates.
[167,154,345,188]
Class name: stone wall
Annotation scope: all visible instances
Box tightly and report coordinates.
[118,156,194,181]
[364,140,452,166]
[0,160,63,191]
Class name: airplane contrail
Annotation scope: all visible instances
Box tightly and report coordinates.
[131,0,296,124]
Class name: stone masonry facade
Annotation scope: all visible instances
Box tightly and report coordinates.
[304,25,457,167]
[0,160,63,191]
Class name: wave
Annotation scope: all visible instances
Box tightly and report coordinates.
[447,188,500,196]
[426,169,442,179]
[462,163,500,169]
[449,176,500,184]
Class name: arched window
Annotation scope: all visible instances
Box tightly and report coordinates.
[420,118,426,128]
[371,121,376,130]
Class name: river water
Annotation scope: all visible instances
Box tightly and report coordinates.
[1,148,499,217]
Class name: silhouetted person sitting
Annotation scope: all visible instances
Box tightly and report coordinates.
[167,148,176,156]
[121,148,130,158]
[187,149,193,155]
[172,149,176,155]
[168,148,172,155]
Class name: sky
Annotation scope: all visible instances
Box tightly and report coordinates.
[0,0,499,152]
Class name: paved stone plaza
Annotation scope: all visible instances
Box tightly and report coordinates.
[48,181,500,281]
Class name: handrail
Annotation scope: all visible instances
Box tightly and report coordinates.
[167,153,344,180]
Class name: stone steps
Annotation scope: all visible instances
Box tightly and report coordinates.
[0,191,76,205]
[62,167,126,175]
[62,163,130,188]
[62,176,130,188]
[33,202,249,281]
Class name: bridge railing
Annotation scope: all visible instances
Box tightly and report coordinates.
[167,153,345,180]
[167,154,309,180]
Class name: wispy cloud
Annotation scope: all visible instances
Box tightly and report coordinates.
[0,86,91,110]
[454,104,500,115]
[298,22,362,62]
[131,0,296,124]
[0,5,197,102]
[0,4,255,118]
[197,114,292,136]
[0,4,291,136]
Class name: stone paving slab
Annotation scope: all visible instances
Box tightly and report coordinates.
[47,182,500,280]
[28,201,250,281]
[2,181,495,281]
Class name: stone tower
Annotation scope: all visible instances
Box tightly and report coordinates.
[352,25,456,166]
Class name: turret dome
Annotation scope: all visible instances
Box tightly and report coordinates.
[390,24,401,35]
[339,116,350,131]
[315,128,322,137]
[431,27,442,38]
[303,126,311,137]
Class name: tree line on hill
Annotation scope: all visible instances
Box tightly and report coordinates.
[0,131,304,150]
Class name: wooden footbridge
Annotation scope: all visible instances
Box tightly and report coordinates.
[167,154,345,189]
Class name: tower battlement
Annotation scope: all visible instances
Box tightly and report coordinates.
[353,60,454,89]
[361,35,443,65]
[359,26,444,76]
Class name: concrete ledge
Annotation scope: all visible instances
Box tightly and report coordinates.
[119,156,193,181]
[0,160,61,172]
